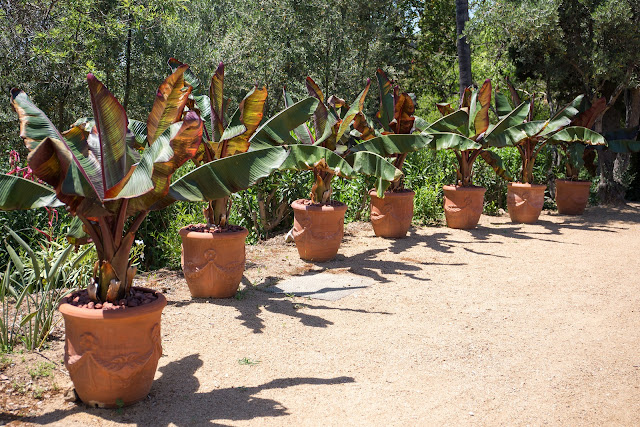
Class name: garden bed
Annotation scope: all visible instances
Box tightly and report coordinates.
[2,204,640,425]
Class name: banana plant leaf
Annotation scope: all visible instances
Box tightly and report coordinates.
[283,88,315,145]
[165,146,288,204]
[485,120,547,148]
[168,57,202,91]
[336,81,370,141]
[376,69,394,131]
[423,110,469,134]
[0,174,62,210]
[426,133,482,151]
[606,139,640,153]
[146,64,191,144]
[10,89,102,201]
[484,101,530,141]
[306,77,329,140]
[545,127,606,146]
[540,95,583,136]
[250,97,319,149]
[479,150,512,181]
[472,79,492,138]
[494,89,513,118]
[279,144,354,178]
[348,134,433,156]
[344,151,403,197]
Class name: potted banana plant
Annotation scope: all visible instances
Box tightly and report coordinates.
[162,59,316,297]
[549,98,607,214]
[347,69,433,237]
[0,66,201,407]
[421,80,529,229]
[0,64,289,408]
[488,89,605,223]
[252,77,402,261]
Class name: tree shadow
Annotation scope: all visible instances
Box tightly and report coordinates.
[19,354,355,426]
[222,280,392,334]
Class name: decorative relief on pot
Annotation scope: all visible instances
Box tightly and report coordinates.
[444,195,475,213]
[292,214,343,242]
[183,248,245,281]
[511,191,543,209]
[66,323,162,392]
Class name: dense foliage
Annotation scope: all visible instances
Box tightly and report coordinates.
[1,0,638,273]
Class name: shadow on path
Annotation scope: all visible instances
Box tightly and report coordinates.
[19,354,355,426]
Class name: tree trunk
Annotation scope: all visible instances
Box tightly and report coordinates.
[455,0,472,95]
[123,17,133,110]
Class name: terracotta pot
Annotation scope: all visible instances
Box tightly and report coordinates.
[507,182,547,223]
[179,226,248,298]
[555,179,591,215]
[442,185,486,229]
[58,288,167,408]
[291,199,347,262]
[368,189,415,238]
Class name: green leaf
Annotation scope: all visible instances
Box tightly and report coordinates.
[5,226,40,283]
[545,126,606,146]
[424,110,469,134]
[566,143,586,171]
[344,151,403,197]
[413,116,430,132]
[20,312,38,327]
[0,174,61,210]
[128,119,148,148]
[4,243,24,276]
[485,121,547,148]
[479,150,512,181]
[168,147,287,202]
[376,69,394,131]
[427,133,481,151]
[66,216,90,246]
[283,88,314,145]
[348,134,433,156]
[541,95,583,136]
[46,244,73,287]
[251,97,319,148]
[126,111,202,214]
[193,94,212,138]
[279,144,354,178]
[484,101,530,140]
[495,89,513,118]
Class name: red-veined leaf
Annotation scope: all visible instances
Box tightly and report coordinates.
[147,64,191,144]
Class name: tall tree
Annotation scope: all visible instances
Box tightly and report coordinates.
[469,0,640,204]
[455,0,472,94]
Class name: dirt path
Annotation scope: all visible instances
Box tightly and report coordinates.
[3,204,640,425]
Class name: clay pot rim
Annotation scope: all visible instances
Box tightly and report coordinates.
[291,199,348,212]
[59,287,167,320]
[555,179,592,186]
[442,184,486,193]
[508,182,547,190]
[179,225,249,240]
[368,189,415,197]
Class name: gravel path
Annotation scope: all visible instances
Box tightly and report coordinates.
[7,204,640,426]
